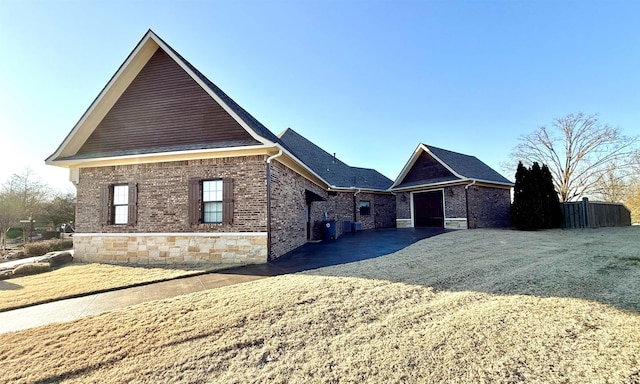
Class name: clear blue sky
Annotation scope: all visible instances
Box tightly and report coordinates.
[1,0,638,191]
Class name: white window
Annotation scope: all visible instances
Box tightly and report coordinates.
[113,184,129,224]
[203,180,223,223]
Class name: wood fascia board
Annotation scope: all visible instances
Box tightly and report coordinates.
[331,188,394,194]
[274,153,329,190]
[389,144,424,189]
[152,32,275,146]
[392,179,513,192]
[471,180,514,188]
[49,145,271,168]
[392,180,471,192]
[46,32,160,163]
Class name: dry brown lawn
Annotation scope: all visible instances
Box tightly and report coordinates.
[0,263,212,311]
[1,227,639,383]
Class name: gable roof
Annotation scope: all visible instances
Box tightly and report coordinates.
[45,30,392,193]
[278,128,393,190]
[391,144,513,190]
[46,29,279,164]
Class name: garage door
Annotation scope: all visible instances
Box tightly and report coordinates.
[413,191,444,227]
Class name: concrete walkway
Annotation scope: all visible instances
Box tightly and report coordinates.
[0,228,444,334]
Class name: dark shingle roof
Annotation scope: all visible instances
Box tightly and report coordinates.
[425,145,512,185]
[279,128,393,190]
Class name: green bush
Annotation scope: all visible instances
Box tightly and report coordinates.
[13,262,52,276]
[6,227,22,239]
[24,239,73,257]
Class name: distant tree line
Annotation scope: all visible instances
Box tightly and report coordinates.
[0,169,75,249]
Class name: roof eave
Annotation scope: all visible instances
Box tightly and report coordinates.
[46,144,272,168]
[391,178,513,192]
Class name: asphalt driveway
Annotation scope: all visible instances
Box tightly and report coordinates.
[219,227,447,276]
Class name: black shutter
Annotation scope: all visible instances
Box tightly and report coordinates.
[222,178,234,225]
[188,178,202,225]
[100,185,113,225]
[128,182,137,225]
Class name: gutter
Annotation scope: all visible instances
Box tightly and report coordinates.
[464,180,477,229]
[353,188,362,221]
[266,150,283,261]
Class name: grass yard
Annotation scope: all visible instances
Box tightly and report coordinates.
[1,227,639,383]
[0,263,213,311]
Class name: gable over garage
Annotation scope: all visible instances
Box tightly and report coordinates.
[391,144,513,229]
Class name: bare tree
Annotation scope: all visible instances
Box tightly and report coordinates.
[624,178,640,224]
[591,164,631,203]
[509,113,638,202]
[0,169,51,249]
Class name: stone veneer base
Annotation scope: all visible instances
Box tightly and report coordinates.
[396,218,468,230]
[73,232,268,265]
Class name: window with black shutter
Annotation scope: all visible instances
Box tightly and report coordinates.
[100,183,137,225]
[188,178,233,225]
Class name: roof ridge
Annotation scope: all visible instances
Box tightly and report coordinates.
[425,144,477,159]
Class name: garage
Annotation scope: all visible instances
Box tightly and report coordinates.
[413,190,444,227]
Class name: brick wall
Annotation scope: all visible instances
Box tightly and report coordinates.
[268,161,395,259]
[467,185,511,228]
[310,192,354,238]
[394,185,510,229]
[76,156,268,233]
[74,156,269,264]
[395,192,412,227]
[374,193,396,228]
[268,160,320,258]
[443,186,466,218]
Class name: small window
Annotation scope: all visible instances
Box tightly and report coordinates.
[359,200,371,216]
[203,180,223,223]
[113,184,129,224]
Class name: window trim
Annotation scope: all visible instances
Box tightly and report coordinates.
[202,179,223,224]
[112,184,129,225]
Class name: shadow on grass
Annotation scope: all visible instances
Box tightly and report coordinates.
[0,280,22,291]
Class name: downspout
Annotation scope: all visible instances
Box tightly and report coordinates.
[266,149,283,261]
[353,188,362,221]
[464,180,477,229]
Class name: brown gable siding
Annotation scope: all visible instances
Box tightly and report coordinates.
[77,49,258,156]
[400,151,457,185]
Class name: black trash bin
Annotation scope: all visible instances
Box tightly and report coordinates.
[323,220,336,241]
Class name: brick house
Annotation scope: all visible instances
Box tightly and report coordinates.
[391,144,513,230]
[46,30,395,265]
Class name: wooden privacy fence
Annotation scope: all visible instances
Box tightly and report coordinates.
[561,198,631,229]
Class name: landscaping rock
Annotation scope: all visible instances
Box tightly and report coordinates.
[12,262,51,276]
[44,251,73,267]
[4,251,25,261]
[0,270,13,280]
